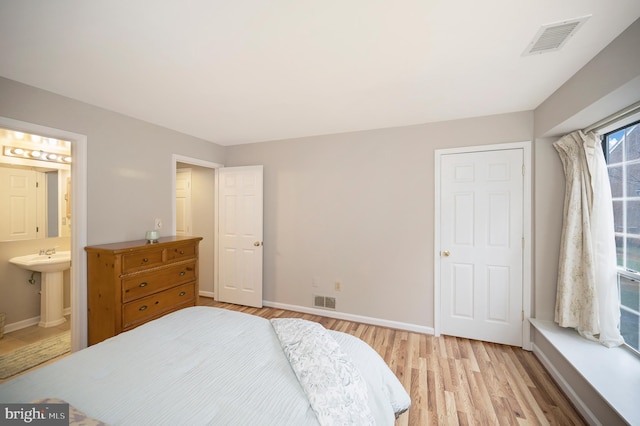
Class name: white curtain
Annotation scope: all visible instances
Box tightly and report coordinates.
[554,130,625,348]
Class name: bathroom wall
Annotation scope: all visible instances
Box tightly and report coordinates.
[0,237,71,331]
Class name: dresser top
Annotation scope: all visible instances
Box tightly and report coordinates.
[85,236,202,253]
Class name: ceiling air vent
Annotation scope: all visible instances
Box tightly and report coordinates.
[523,15,590,56]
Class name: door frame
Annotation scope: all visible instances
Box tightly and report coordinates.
[0,116,88,351]
[434,141,532,349]
[171,155,222,299]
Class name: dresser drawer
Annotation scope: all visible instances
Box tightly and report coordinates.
[166,243,197,263]
[122,261,196,302]
[122,248,164,273]
[122,282,195,329]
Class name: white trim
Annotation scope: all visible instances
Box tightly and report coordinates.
[530,341,600,425]
[171,154,222,301]
[434,141,532,349]
[170,154,222,235]
[3,316,40,334]
[0,116,87,352]
[3,290,73,334]
[530,318,640,425]
[263,300,435,335]
[199,290,215,298]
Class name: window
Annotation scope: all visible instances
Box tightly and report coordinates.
[603,120,640,354]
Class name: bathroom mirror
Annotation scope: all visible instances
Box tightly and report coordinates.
[0,128,72,242]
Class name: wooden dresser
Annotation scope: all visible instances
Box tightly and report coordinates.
[85,236,202,345]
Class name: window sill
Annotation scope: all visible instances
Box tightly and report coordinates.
[529,318,640,425]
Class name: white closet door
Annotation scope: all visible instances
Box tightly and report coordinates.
[217,165,263,308]
[440,149,524,346]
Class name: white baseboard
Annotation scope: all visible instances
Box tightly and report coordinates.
[4,307,72,334]
[4,316,40,334]
[199,290,215,298]
[263,300,434,335]
[531,341,599,425]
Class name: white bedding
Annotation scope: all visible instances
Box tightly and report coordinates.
[0,307,410,425]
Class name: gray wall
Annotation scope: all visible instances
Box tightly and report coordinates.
[0,77,225,325]
[226,111,534,327]
[529,18,640,425]
[533,18,640,323]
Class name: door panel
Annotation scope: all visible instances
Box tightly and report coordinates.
[175,168,192,236]
[217,166,263,308]
[0,167,37,240]
[441,149,523,346]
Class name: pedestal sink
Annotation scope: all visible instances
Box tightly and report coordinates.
[9,251,71,328]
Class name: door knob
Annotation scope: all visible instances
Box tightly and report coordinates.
[254,241,262,247]
[442,250,450,257]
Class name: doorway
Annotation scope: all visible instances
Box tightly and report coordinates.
[172,155,221,299]
[0,116,88,351]
[434,141,532,348]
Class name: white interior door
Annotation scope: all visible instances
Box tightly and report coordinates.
[175,168,192,236]
[217,165,263,308]
[0,167,38,240]
[440,149,524,346]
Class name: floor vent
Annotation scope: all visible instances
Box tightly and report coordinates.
[313,295,336,310]
[523,15,590,56]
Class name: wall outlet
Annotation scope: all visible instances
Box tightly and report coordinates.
[154,218,162,230]
[335,281,342,292]
[312,277,320,288]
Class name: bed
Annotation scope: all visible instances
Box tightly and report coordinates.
[0,306,410,425]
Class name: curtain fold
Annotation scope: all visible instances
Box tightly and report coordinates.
[553,130,624,348]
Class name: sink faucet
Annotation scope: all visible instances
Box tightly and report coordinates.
[39,247,59,255]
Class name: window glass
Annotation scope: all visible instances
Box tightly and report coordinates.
[625,125,640,162]
[628,201,640,237]
[627,238,640,272]
[621,275,640,312]
[604,120,640,354]
[621,309,639,353]
[626,162,640,197]
[608,166,623,197]
[607,129,625,163]
[613,201,623,233]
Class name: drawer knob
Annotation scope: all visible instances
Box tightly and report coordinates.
[179,250,185,255]
[139,305,148,311]
[179,271,186,276]
[179,291,186,296]
[139,282,148,288]
[142,258,149,263]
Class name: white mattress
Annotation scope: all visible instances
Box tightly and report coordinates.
[0,306,409,425]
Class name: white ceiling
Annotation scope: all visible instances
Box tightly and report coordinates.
[1,1,639,146]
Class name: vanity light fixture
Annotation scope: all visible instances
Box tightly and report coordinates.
[3,145,71,164]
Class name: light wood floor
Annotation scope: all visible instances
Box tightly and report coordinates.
[199,298,586,426]
[1,301,586,424]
